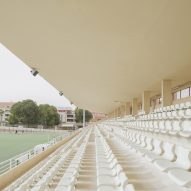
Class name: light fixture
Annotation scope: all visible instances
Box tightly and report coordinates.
[59,91,63,96]
[30,67,39,76]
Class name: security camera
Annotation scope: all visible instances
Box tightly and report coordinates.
[59,91,63,96]
[30,68,39,76]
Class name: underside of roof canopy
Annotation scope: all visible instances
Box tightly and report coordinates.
[0,0,191,113]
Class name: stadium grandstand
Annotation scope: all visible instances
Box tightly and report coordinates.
[0,1,191,191]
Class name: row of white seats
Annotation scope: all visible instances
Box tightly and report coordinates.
[105,116,191,138]
[106,102,191,138]
[7,152,60,191]
[153,102,191,115]
[55,128,92,191]
[29,129,88,191]
[104,125,191,188]
[39,128,91,191]
[95,127,135,191]
[139,102,191,119]
[113,102,191,124]
[126,118,191,136]
[96,129,120,191]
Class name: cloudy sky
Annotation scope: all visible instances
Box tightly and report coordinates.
[0,43,73,108]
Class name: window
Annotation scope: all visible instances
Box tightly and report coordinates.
[181,88,190,98]
[173,87,191,100]
[177,91,181,99]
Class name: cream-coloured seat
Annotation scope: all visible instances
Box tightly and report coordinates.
[145,142,175,162]
[179,119,191,138]
[168,169,191,187]
[154,145,191,172]
[144,139,163,162]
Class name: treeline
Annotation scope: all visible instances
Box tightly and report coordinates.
[9,100,60,128]
[75,108,93,123]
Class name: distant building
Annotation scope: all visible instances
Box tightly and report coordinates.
[0,102,15,126]
[91,112,106,122]
[57,107,76,129]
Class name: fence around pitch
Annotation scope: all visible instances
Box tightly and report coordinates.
[0,126,68,133]
[0,131,71,176]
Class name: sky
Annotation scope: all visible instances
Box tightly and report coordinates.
[0,43,73,108]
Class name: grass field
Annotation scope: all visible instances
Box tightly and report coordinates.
[0,132,63,162]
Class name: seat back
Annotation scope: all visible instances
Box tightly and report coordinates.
[140,135,146,147]
[146,137,153,151]
[165,119,172,131]
[153,139,163,155]
[119,171,129,190]
[172,120,181,131]
[162,142,176,161]
[181,119,191,132]
[175,146,191,170]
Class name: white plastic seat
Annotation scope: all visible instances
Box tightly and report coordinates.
[168,168,191,187]
[55,185,74,191]
[154,145,191,172]
[97,185,116,191]
[145,141,175,164]
[125,184,136,191]
[97,168,116,177]
[165,119,173,132]
[179,119,191,137]
[185,102,191,109]
[145,139,163,162]
[185,108,191,117]
[136,137,153,155]
[168,119,181,135]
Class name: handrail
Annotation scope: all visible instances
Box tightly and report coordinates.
[0,131,70,176]
[0,126,68,133]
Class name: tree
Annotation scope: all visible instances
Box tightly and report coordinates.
[38,104,60,128]
[9,100,39,127]
[0,109,3,126]
[75,108,93,123]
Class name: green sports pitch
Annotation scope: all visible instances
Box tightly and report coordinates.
[0,132,63,162]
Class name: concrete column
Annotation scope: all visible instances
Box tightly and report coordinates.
[125,102,131,115]
[112,111,115,118]
[142,91,150,114]
[132,98,138,116]
[115,109,118,118]
[83,109,85,127]
[162,79,172,107]
[118,107,121,117]
[120,105,126,117]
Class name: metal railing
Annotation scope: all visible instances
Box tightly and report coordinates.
[0,131,71,176]
[0,126,67,133]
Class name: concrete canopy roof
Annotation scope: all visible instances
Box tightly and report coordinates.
[0,0,191,113]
